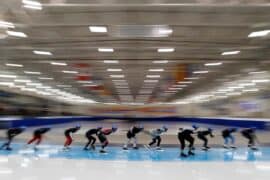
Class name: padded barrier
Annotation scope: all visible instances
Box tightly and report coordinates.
[0,116,269,130]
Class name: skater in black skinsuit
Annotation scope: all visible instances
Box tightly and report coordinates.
[222,128,237,149]
[0,127,26,151]
[83,126,102,150]
[178,125,198,157]
[123,125,144,150]
[63,125,81,150]
[241,127,258,150]
[97,126,118,153]
[197,128,214,150]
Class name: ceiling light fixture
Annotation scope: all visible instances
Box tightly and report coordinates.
[193,71,209,74]
[89,26,107,33]
[33,50,52,56]
[5,63,23,67]
[149,69,164,72]
[152,60,168,64]
[248,30,270,38]
[221,51,240,56]
[24,71,41,75]
[0,21,15,28]
[107,68,122,72]
[204,62,223,66]
[50,62,67,66]
[98,48,114,52]
[0,74,17,78]
[110,75,125,78]
[6,30,27,38]
[103,60,119,64]
[62,70,78,74]
[157,48,175,53]
[146,75,161,78]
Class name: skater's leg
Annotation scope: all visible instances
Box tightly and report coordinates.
[179,137,187,157]
[27,136,38,145]
[132,137,138,148]
[84,138,92,150]
[156,136,161,147]
[149,137,157,146]
[123,138,131,149]
[186,135,195,155]
[64,135,72,147]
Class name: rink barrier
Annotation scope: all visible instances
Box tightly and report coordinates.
[0,116,269,129]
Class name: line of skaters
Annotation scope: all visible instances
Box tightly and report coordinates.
[0,124,258,157]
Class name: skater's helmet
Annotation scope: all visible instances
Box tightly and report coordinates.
[75,124,81,129]
[162,125,168,132]
[112,125,118,132]
[97,126,103,130]
[192,124,199,130]
[19,126,27,131]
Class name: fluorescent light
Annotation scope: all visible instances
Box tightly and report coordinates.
[239,83,256,86]
[82,84,97,87]
[184,77,199,80]
[62,70,78,74]
[158,29,173,35]
[178,81,192,84]
[33,50,52,56]
[153,60,168,64]
[24,71,41,75]
[36,86,51,89]
[103,60,119,64]
[252,79,270,83]
[115,86,129,89]
[173,84,187,87]
[110,75,125,78]
[57,85,72,88]
[15,79,31,83]
[144,80,159,83]
[26,83,42,86]
[5,63,23,67]
[50,62,67,66]
[23,0,41,6]
[148,69,164,72]
[146,75,160,78]
[98,48,114,52]
[6,30,27,38]
[77,81,93,83]
[169,87,182,90]
[0,74,17,78]
[242,88,259,92]
[248,71,267,74]
[107,68,122,72]
[248,30,270,38]
[157,48,175,53]
[0,82,14,86]
[0,21,15,28]
[23,4,42,10]
[112,79,126,82]
[228,86,244,89]
[193,71,208,74]
[21,87,37,92]
[204,62,223,66]
[22,0,42,10]
[221,51,240,55]
[226,92,242,96]
[89,26,107,33]
[38,77,53,80]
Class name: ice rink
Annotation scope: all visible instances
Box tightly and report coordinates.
[1,143,270,180]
